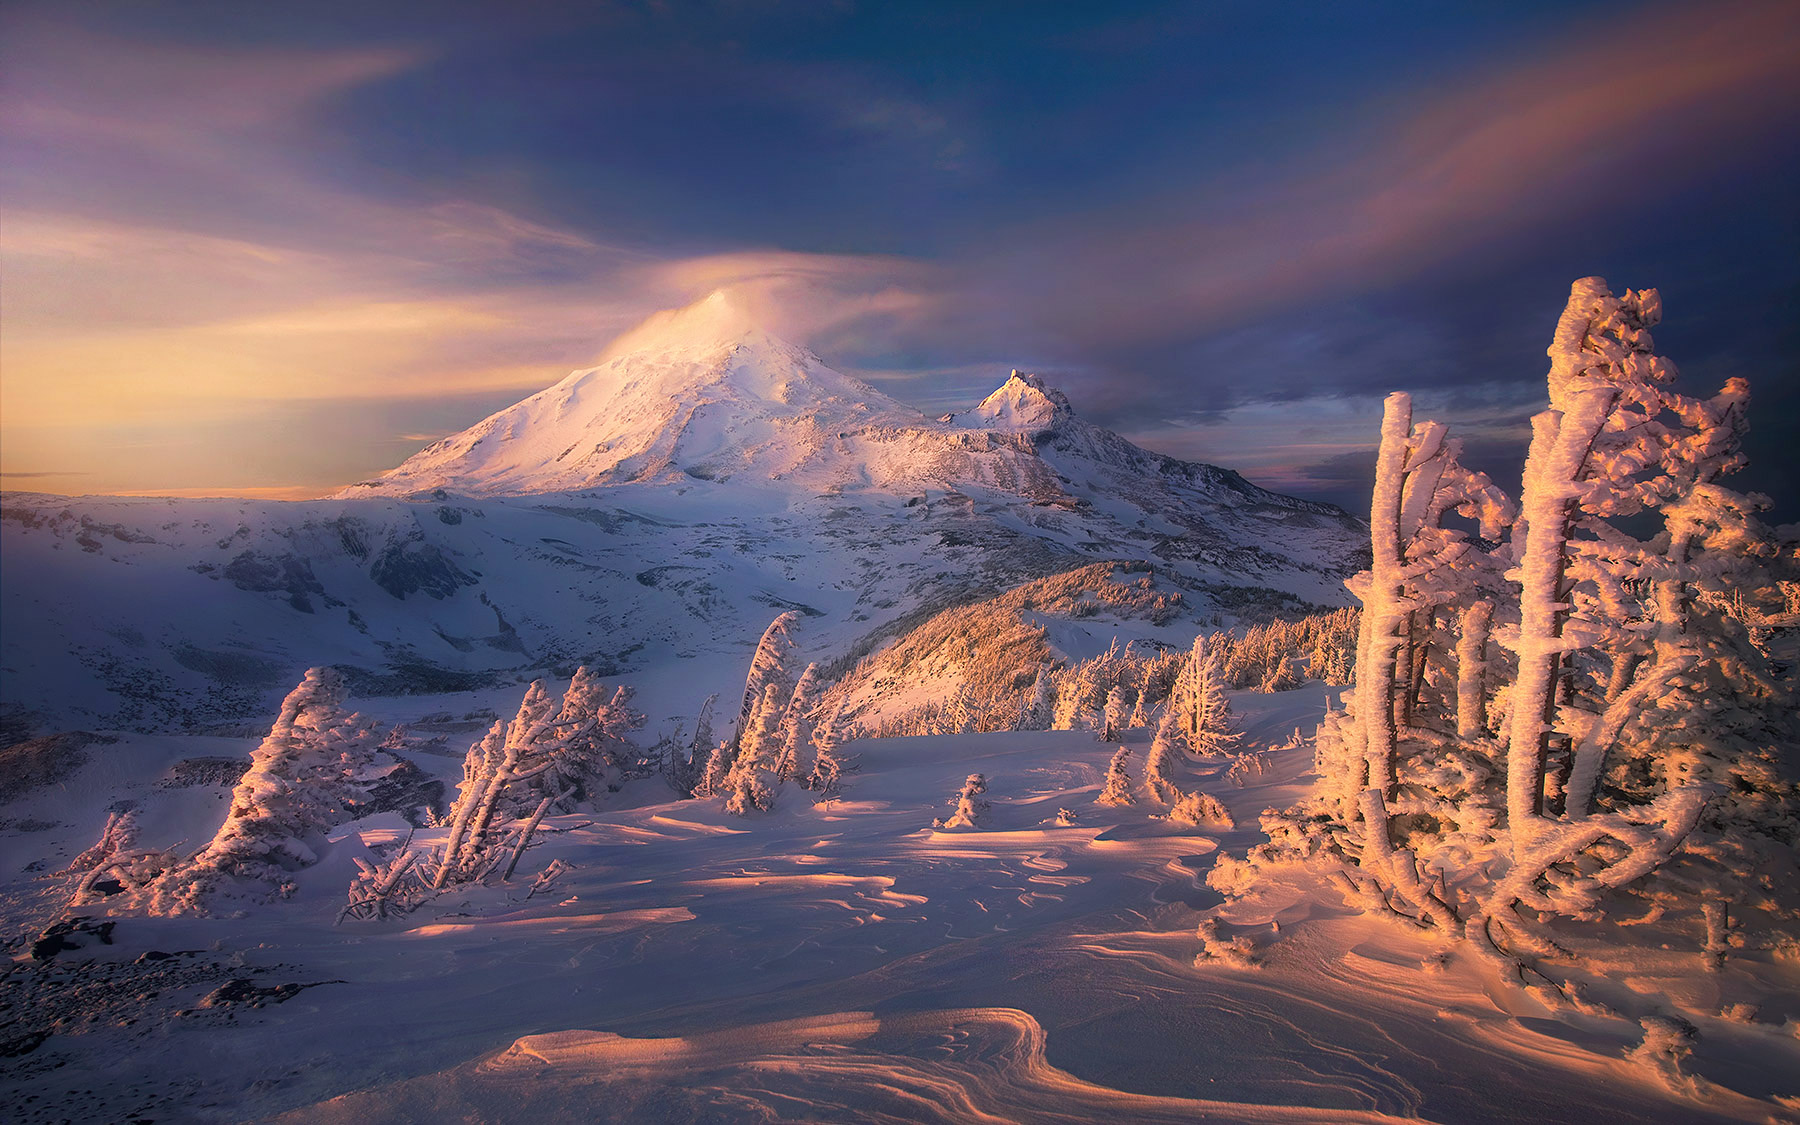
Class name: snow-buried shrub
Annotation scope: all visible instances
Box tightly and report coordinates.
[1212,278,1800,977]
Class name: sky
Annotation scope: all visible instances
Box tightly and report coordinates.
[2,0,1796,516]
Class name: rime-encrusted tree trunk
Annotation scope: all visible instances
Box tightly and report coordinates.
[1505,386,1615,851]
[1455,601,1494,741]
[1355,393,1415,814]
[439,720,507,885]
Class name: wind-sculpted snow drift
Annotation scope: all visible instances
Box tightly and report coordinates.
[280,1008,1424,1124]
[1,291,1363,735]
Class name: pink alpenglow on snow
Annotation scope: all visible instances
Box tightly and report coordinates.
[4,279,1796,1125]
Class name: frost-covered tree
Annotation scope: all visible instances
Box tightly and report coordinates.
[1097,747,1136,807]
[1163,636,1241,758]
[738,612,801,745]
[1101,686,1126,742]
[803,717,852,799]
[1217,278,1797,976]
[1128,666,1157,728]
[340,841,428,923]
[935,773,990,829]
[772,663,825,784]
[662,693,717,798]
[1145,708,1185,805]
[693,740,733,799]
[435,669,643,889]
[723,682,786,815]
[1017,666,1055,731]
[134,667,384,914]
[65,809,181,909]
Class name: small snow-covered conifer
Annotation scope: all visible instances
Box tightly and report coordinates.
[1101,686,1126,742]
[772,663,824,783]
[1187,645,1242,758]
[803,718,850,798]
[1145,708,1184,805]
[1097,747,1136,807]
[1128,667,1156,728]
[936,773,990,829]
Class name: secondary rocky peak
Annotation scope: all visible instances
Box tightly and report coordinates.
[968,370,1074,432]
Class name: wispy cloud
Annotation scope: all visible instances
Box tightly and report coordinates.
[993,0,1800,353]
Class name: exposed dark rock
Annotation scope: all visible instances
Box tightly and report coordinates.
[369,536,474,600]
[359,758,446,824]
[0,733,113,805]
[30,917,115,961]
[223,551,324,613]
[159,757,252,789]
[200,978,338,1009]
[169,645,284,689]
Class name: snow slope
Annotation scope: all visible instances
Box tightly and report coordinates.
[3,685,1792,1123]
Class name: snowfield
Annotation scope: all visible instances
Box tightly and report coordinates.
[3,684,1794,1123]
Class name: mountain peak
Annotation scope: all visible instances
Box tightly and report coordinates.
[336,291,921,497]
[599,288,779,361]
[967,370,1074,432]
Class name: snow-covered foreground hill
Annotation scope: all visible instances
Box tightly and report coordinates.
[4,685,1793,1123]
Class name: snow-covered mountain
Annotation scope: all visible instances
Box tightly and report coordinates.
[337,291,925,497]
[2,293,1365,737]
[339,290,1339,527]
